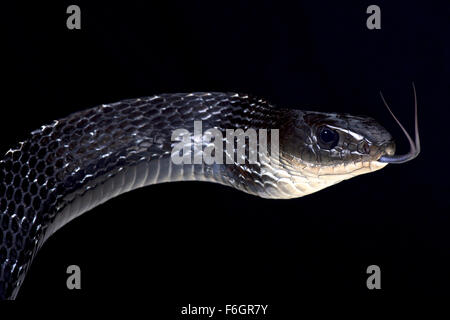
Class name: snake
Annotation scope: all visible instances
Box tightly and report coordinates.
[0,86,419,300]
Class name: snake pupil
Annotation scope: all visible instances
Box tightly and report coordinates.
[318,126,339,149]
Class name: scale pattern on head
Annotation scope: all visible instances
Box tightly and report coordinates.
[279,110,395,167]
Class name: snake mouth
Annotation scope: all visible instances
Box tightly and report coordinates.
[377,83,421,164]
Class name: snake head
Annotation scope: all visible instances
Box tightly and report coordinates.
[255,110,395,199]
[269,85,419,198]
[262,111,397,198]
[280,110,396,170]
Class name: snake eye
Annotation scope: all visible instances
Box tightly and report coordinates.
[317,126,339,149]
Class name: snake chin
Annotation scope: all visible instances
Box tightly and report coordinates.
[257,157,389,199]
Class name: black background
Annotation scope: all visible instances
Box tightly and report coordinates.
[2,0,449,313]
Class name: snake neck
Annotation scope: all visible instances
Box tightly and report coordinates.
[0,92,292,299]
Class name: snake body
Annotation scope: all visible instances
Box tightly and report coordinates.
[0,91,417,299]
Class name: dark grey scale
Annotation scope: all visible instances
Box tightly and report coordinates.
[0,92,288,299]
